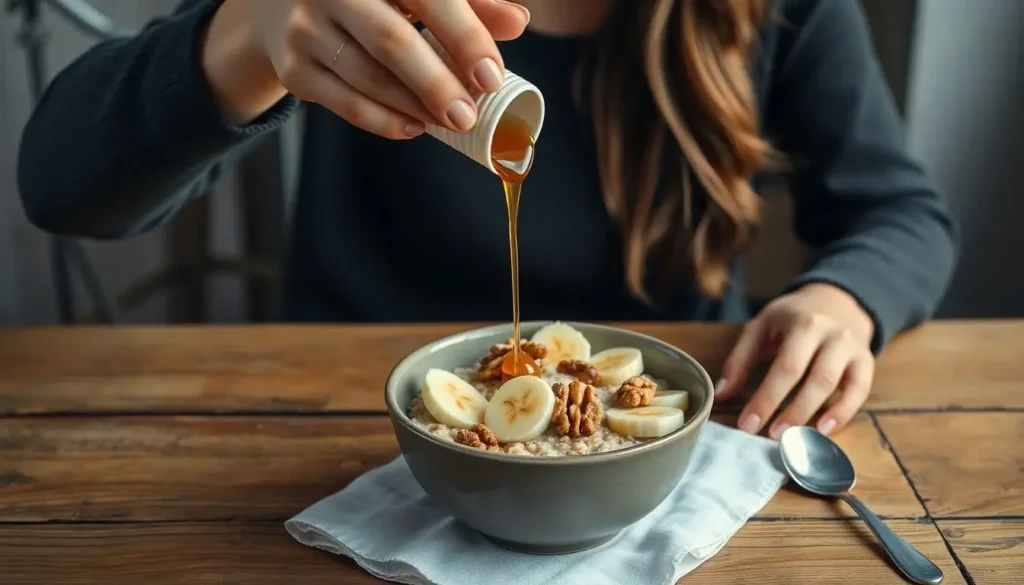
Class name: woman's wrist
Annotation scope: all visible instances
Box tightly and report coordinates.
[199,0,288,125]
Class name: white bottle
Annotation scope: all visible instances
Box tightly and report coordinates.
[419,29,546,175]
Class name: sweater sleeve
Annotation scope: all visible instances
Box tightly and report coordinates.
[765,0,960,353]
[16,0,301,239]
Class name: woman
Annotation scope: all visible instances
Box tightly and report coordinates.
[17,0,958,438]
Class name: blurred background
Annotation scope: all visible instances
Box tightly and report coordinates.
[0,0,1021,326]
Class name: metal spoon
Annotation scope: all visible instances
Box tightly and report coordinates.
[779,426,944,584]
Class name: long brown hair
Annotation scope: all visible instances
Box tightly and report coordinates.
[585,0,776,302]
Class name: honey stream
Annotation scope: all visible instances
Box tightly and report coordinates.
[490,113,539,383]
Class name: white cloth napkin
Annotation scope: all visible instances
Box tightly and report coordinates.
[285,421,787,585]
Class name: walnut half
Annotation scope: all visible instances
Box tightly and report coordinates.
[614,375,657,408]
[552,379,604,438]
[476,338,548,381]
[556,359,602,385]
[455,424,501,451]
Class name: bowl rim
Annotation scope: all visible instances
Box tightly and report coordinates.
[384,320,715,466]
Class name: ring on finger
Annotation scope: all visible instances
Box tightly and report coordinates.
[332,37,349,65]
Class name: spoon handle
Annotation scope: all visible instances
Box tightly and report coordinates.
[840,494,944,584]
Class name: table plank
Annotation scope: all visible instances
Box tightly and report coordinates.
[876,413,1024,517]
[0,324,465,414]
[0,417,400,522]
[0,522,376,585]
[0,415,922,522]
[685,519,966,584]
[867,320,1024,410]
[938,520,1024,584]
[1,321,1021,415]
[0,520,966,585]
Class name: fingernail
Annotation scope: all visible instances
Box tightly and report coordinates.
[738,413,761,434]
[446,100,477,132]
[714,378,727,395]
[771,422,791,440]
[404,121,425,137]
[495,0,530,24]
[473,58,504,93]
[818,418,837,436]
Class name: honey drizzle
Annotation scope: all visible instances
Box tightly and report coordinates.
[490,113,536,381]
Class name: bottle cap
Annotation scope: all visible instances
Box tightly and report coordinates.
[420,29,545,175]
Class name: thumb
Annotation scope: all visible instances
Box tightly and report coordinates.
[716,319,766,400]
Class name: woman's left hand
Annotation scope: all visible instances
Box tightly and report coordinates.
[715,283,877,439]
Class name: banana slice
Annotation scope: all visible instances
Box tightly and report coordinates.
[650,390,689,410]
[590,347,644,386]
[530,322,591,369]
[422,368,489,429]
[606,406,685,438]
[484,376,557,442]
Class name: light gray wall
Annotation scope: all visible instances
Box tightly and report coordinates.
[905,0,1024,318]
[0,0,272,325]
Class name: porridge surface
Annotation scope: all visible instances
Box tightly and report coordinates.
[409,367,646,457]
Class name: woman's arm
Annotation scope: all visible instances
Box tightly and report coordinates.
[16,0,300,239]
[766,0,960,353]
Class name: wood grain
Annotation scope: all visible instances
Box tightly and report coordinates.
[1,321,1020,415]
[684,520,966,584]
[0,417,400,522]
[0,521,966,585]
[938,520,1024,584]
[0,523,376,585]
[0,415,923,523]
[876,413,1024,517]
[867,321,1024,410]
[0,324,464,414]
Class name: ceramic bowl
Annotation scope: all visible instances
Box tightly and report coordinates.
[385,321,714,554]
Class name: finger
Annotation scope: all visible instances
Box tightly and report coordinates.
[816,351,874,436]
[391,0,529,41]
[738,321,826,435]
[294,62,426,140]
[390,1,415,20]
[768,331,855,439]
[329,1,480,132]
[716,319,766,400]
[468,0,531,41]
[404,0,508,91]
[300,21,442,127]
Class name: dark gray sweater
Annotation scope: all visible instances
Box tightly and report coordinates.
[17,0,958,352]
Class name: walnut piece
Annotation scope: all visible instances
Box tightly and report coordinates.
[476,338,548,381]
[556,359,602,385]
[551,379,604,438]
[455,424,501,451]
[614,375,657,408]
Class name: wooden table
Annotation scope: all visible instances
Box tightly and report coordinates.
[0,321,1021,584]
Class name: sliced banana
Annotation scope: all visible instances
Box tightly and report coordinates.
[606,406,685,438]
[590,347,644,386]
[650,390,689,411]
[422,368,489,429]
[530,322,591,369]
[484,376,556,442]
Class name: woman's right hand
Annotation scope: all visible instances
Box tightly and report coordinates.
[217,0,530,139]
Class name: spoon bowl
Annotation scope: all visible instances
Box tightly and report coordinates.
[779,426,944,585]
[779,425,857,496]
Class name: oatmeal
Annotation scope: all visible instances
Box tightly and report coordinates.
[409,322,691,457]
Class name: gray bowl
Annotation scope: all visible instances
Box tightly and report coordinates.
[385,321,714,555]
